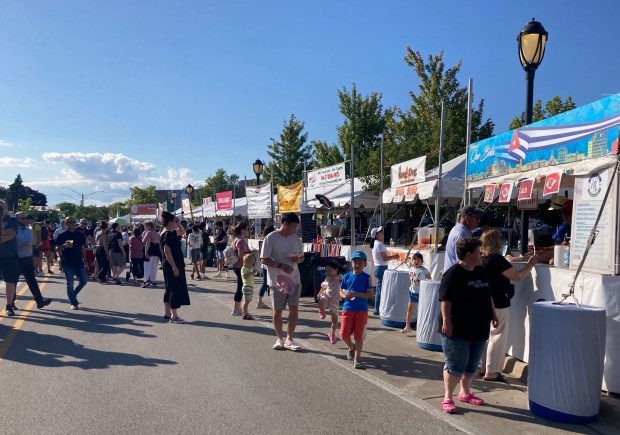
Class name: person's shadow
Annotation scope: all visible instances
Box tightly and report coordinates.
[0,323,176,369]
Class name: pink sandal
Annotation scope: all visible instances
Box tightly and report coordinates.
[457,393,484,405]
[442,399,457,413]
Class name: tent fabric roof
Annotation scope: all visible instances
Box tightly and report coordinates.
[304,178,379,210]
[382,154,471,204]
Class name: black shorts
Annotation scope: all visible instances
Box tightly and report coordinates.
[0,256,20,283]
[33,247,40,257]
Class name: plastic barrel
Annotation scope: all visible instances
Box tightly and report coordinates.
[528,301,606,424]
[416,280,443,351]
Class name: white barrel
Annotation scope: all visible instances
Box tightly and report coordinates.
[416,280,443,351]
[379,270,411,328]
[528,301,606,423]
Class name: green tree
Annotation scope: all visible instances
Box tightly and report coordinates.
[109,201,129,217]
[311,140,344,168]
[128,185,161,204]
[5,174,25,211]
[508,96,576,129]
[18,197,33,213]
[266,114,313,186]
[336,84,386,185]
[55,201,79,218]
[196,169,242,201]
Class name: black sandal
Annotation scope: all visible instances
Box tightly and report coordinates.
[242,314,255,320]
[483,374,507,382]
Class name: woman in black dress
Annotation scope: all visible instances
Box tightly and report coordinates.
[159,211,190,323]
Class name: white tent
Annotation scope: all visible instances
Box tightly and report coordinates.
[382,154,478,204]
[304,177,380,210]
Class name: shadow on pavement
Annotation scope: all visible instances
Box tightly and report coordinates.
[0,324,176,369]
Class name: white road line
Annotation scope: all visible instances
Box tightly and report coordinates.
[206,292,486,435]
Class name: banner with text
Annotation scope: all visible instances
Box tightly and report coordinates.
[277,181,303,213]
[246,182,272,219]
[130,203,158,215]
[216,191,233,211]
[390,156,426,188]
[181,198,191,214]
[307,163,346,189]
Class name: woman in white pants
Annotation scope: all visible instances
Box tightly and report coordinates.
[141,220,161,288]
[480,229,537,382]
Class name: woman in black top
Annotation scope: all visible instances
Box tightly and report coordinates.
[160,211,190,323]
[438,238,496,414]
[480,229,537,382]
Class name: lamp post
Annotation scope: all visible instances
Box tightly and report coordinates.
[185,184,194,222]
[169,190,177,211]
[253,159,264,185]
[61,187,105,207]
[517,18,548,255]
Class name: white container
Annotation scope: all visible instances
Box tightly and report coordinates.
[553,245,569,268]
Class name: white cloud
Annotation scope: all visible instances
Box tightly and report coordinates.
[42,152,156,183]
[0,157,36,167]
[0,140,14,147]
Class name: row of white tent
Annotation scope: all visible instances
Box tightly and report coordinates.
[170,154,474,220]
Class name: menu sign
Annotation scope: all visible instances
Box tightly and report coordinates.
[570,169,616,274]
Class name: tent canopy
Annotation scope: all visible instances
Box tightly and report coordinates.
[304,177,379,210]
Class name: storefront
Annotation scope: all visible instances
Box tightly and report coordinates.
[466,94,620,393]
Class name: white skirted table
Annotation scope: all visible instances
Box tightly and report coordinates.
[379,270,412,328]
[417,280,443,351]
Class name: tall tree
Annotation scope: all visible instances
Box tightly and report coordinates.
[400,48,494,169]
[128,185,161,204]
[266,114,313,186]
[5,174,25,211]
[311,140,344,168]
[197,169,242,201]
[508,96,576,129]
[336,84,385,182]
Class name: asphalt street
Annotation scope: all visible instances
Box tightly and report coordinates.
[0,266,462,435]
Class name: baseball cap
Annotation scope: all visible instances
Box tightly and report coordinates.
[548,195,568,210]
[370,226,383,239]
[351,251,367,261]
[460,205,483,217]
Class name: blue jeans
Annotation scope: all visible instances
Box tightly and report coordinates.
[259,268,269,297]
[441,335,487,378]
[373,265,388,314]
[63,265,88,306]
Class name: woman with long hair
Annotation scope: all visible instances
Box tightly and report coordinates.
[141,220,161,288]
[230,222,252,316]
[159,211,190,323]
[480,229,537,382]
[369,226,399,315]
[94,221,110,284]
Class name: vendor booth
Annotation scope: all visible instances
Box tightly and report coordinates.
[466,94,620,394]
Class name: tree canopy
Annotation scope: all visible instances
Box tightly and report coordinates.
[508,96,576,129]
[266,114,313,186]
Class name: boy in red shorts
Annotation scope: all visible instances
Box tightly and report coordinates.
[340,251,373,369]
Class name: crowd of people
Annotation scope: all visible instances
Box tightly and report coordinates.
[2,200,547,413]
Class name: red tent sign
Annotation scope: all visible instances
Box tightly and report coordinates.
[215,191,233,211]
[483,184,496,203]
[542,173,562,196]
[498,183,513,203]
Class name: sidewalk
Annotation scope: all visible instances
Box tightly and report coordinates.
[204,267,620,435]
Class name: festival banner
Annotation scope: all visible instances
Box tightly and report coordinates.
[390,156,426,188]
[517,179,534,200]
[498,182,514,203]
[483,184,496,203]
[277,181,303,213]
[181,198,191,214]
[542,172,562,196]
[246,182,272,219]
[202,197,212,208]
[130,203,158,215]
[215,191,233,211]
[307,163,346,189]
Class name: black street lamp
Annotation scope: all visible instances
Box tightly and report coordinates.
[169,190,177,211]
[517,18,548,255]
[253,159,264,185]
[185,184,194,222]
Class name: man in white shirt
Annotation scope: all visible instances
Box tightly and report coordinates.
[443,206,483,273]
[261,213,304,352]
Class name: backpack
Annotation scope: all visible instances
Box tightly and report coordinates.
[223,245,239,266]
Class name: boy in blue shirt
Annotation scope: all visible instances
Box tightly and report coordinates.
[340,251,373,369]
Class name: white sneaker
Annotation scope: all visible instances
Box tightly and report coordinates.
[272,339,284,350]
[225,272,230,278]
[214,272,222,278]
[38,271,45,277]
[231,308,242,316]
[283,341,301,352]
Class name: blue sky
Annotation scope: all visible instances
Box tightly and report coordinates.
[1,0,619,207]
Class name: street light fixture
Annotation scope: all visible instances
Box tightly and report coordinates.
[517,18,548,254]
[253,159,264,185]
[61,187,105,207]
[185,184,194,222]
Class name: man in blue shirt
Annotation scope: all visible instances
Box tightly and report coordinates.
[551,200,572,244]
[443,206,483,273]
[56,216,88,310]
[15,213,52,309]
[340,251,373,369]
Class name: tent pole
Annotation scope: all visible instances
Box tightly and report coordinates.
[434,101,445,253]
[463,78,473,206]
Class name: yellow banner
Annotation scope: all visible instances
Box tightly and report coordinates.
[277,180,303,213]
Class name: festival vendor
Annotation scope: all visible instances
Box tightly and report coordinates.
[550,199,572,245]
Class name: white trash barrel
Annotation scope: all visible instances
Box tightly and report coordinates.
[528,301,606,424]
[416,280,443,351]
[379,270,411,328]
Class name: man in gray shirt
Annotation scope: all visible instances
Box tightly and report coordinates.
[443,206,483,273]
